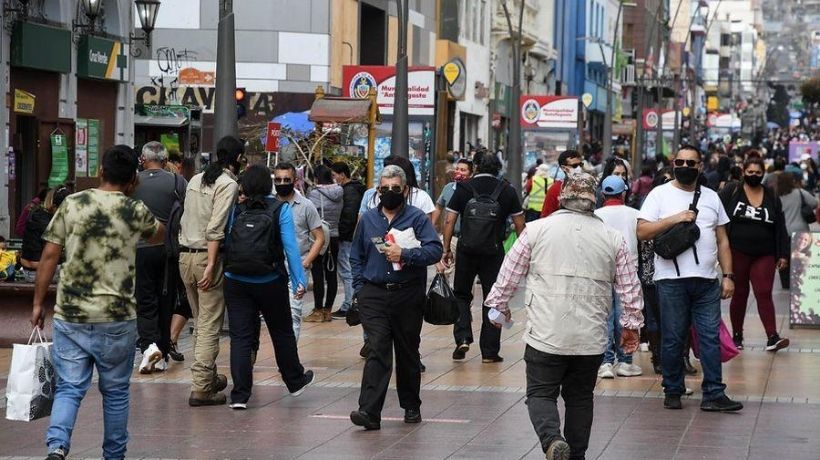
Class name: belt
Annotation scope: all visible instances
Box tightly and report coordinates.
[367,281,422,291]
[179,247,208,253]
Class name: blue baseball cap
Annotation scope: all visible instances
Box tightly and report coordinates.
[601,175,627,196]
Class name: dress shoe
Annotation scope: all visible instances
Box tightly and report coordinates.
[452,342,469,360]
[404,408,421,424]
[350,410,381,430]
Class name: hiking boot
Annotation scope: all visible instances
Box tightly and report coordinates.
[452,342,469,360]
[350,410,381,430]
[732,331,744,350]
[664,394,682,410]
[765,334,790,352]
[545,438,571,460]
[304,309,325,322]
[188,391,227,407]
[701,395,743,412]
[213,374,228,393]
[168,342,185,362]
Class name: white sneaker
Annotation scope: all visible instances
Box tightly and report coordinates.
[598,363,615,379]
[685,387,694,396]
[154,358,167,372]
[229,402,247,410]
[139,343,162,374]
[639,342,650,352]
[616,363,643,377]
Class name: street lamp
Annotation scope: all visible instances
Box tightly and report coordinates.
[391,0,410,159]
[79,0,102,24]
[499,0,524,193]
[603,1,636,159]
[129,0,160,56]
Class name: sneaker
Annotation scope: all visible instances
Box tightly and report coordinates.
[481,356,504,363]
[188,391,227,407]
[616,362,643,377]
[359,341,371,359]
[732,331,744,350]
[304,309,325,322]
[228,402,247,410]
[639,342,650,352]
[404,408,422,424]
[545,438,571,460]
[701,395,743,412]
[452,342,469,360]
[290,370,315,397]
[598,363,615,379]
[139,343,162,374]
[664,394,682,410]
[765,334,790,352]
[331,310,347,320]
[46,448,67,460]
[154,358,168,372]
[169,342,185,362]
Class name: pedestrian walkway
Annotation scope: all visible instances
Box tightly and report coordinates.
[1,286,819,459]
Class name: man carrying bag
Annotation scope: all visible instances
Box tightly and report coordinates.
[6,328,54,422]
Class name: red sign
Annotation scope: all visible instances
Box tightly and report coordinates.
[519,96,579,129]
[265,122,281,152]
[342,65,436,116]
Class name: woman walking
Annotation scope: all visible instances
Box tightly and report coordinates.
[775,165,818,289]
[223,165,314,409]
[719,155,790,352]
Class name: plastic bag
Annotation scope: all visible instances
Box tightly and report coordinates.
[424,273,459,325]
[690,320,739,363]
[6,328,54,422]
[503,231,517,254]
[346,297,361,327]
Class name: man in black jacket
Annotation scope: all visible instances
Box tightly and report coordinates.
[331,162,367,319]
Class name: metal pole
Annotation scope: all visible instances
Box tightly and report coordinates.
[673,73,681,149]
[604,2,625,160]
[391,0,409,158]
[501,0,523,193]
[213,0,237,147]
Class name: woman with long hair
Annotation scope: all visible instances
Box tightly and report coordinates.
[596,157,631,208]
[20,186,70,280]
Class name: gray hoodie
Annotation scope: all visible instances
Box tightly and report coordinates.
[308,184,344,237]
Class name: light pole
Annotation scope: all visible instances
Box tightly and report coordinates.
[213,0,238,147]
[603,1,636,159]
[391,0,409,159]
[500,0,524,193]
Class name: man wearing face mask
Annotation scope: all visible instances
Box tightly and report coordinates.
[432,159,473,277]
[349,165,443,430]
[540,150,584,218]
[637,145,743,412]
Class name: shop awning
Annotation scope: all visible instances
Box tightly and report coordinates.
[308,98,377,124]
[134,115,189,127]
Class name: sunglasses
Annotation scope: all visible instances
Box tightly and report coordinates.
[273,177,293,184]
[377,185,404,194]
[673,159,700,167]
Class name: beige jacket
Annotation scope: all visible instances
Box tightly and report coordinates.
[178,170,238,249]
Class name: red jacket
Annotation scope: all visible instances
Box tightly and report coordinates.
[539,180,563,217]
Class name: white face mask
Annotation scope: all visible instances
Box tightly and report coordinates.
[570,166,583,175]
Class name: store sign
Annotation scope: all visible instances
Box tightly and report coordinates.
[519,96,579,129]
[265,122,281,152]
[178,67,215,86]
[135,86,278,115]
[13,89,35,114]
[11,22,71,74]
[77,36,128,81]
[642,109,679,130]
[790,231,820,327]
[342,65,436,116]
[443,59,466,100]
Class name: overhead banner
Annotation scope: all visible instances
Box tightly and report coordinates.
[75,119,88,177]
[47,134,69,187]
[342,65,436,116]
[519,96,579,129]
[790,231,820,327]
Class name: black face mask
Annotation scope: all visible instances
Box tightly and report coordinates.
[380,190,405,210]
[275,183,294,197]
[674,167,699,185]
[744,175,763,187]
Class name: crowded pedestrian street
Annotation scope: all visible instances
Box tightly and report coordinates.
[1,282,817,460]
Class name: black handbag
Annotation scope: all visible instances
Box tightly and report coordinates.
[653,186,702,276]
[423,273,460,325]
[799,190,818,224]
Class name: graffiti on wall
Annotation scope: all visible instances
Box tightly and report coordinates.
[150,47,200,91]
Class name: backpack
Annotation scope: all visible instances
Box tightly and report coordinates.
[164,174,184,259]
[458,180,506,255]
[653,185,701,276]
[224,200,285,276]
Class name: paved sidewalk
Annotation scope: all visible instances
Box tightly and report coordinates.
[1,285,819,459]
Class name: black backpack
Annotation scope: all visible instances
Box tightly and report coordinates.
[458,180,506,255]
[653,185,701,276]
[164,174,184,259]
[224,200,285,276]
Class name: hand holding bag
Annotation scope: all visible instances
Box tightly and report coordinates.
[653,186,702,276]
[346,296,361,327]
[5,328,55,422]
[424,273,460,325]
[690,320,739,363]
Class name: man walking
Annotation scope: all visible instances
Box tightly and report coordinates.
[330,161,366,319]
[132,141,187,374]
[637,145,743,412]
[485,173,643,460]
[594,175,643,379]
[540,150,584,218]
[31,145,164,460]
[349,165,443,430]
[443,152,525,362]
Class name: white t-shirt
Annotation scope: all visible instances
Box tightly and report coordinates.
[358,187,436,215]
[638,183,730,281]
[594,204,640,268]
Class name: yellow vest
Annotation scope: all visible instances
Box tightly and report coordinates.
[527,175,551,211]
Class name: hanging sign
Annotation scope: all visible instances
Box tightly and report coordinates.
[75,119,88,177]
[47,134,69,187]
[87,119,100,177]
[342,65,436,116]
[265,122,281,153]
[581,93,593,108]
[520,96,579,129]
[13,89,35,114]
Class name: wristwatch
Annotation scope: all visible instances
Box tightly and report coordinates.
[723,273,735,281]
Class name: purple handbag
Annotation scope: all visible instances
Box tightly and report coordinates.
[690,320,740,363]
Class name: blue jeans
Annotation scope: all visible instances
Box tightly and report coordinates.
[338,241,353,312]
[656,278,726,401]
[603,291,632,365]
[48,319,137,459]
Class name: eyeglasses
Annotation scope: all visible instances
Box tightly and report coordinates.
[377,185,404,194]
[273,177,293,184]
[673,159,700,167]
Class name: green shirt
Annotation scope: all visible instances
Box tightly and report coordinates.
[43,189,159,323]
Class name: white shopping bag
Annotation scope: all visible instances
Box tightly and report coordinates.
[5,328,55,422]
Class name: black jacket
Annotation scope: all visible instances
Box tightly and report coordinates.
[339,180,367,241]
[21,207,52,262]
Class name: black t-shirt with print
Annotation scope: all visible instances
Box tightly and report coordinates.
[719,183,787,257]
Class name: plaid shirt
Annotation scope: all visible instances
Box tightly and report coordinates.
[485,228,644,330]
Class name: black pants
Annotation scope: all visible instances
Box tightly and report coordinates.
[524,346,603,460]
[136,246,174,358]
[452,248,504,357]
[311,237,340,310]
[357,282,424,420]
[224,278,306,403]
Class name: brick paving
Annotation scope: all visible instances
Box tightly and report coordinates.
[1,284,819,459]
